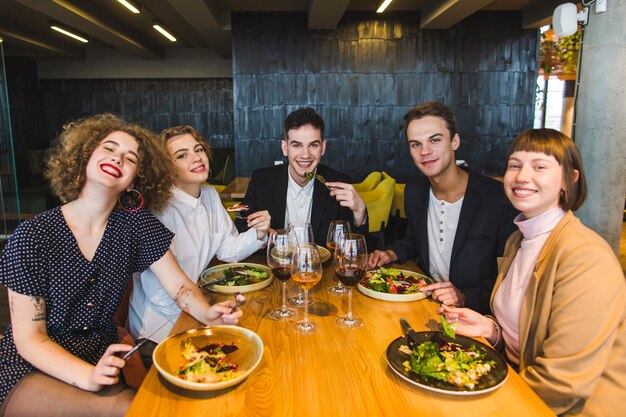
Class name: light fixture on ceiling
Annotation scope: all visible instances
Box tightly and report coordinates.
[152,21,177,42]
[50,23,88,43]
[376,0,393,13]
[116,0,141,14]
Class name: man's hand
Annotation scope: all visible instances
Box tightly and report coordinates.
[422,281,465,307]
[367,249,398,268]
[326,182,367,226]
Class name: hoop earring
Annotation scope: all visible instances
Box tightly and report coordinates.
[119,189,145,213]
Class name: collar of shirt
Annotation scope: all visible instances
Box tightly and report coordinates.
[171,185,202,209]
[514,206,565,240]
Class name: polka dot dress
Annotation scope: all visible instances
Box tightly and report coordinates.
[0,206,174,405]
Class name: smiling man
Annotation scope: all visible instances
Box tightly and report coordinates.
[235,107,367,245]
[368,102,518,314]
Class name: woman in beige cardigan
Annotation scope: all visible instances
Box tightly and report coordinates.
[440,129,625,417]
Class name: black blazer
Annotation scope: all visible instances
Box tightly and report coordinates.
[235,163,368,246]
[388,171,518,314]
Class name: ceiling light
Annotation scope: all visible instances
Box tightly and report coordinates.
[152,22,177,42]
[376,0,393,13]
[50,24,88,43]
[116,0,141,14]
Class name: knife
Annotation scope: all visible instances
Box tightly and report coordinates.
[399,318,421,346]
[120,319,171,360]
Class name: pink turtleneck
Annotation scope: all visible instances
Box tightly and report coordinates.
[492,206,566,364]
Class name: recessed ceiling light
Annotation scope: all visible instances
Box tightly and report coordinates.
[116,0,141,14]
[152,22,177,42]
[376,0,393,13]
[50,24,88,43]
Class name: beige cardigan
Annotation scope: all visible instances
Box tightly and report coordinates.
[492,211,626,417]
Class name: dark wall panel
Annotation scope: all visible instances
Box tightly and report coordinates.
[6,62,234,151]
[232,11,539,181]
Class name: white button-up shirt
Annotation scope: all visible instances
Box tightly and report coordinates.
[284,172,315,228]
[427,189,463,282]
[129,185,266,342]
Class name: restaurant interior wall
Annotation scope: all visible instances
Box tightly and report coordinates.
[232,11,539,182]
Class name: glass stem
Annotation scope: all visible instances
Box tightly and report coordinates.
[303,289,309,324]
[281,281,287,310]
[347,288,353,320]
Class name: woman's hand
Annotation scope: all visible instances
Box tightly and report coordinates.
[438,305,498,344]
[421,281,464,306]
[87,344,132,391]
[202,300,243,325]
[247,210,271,240]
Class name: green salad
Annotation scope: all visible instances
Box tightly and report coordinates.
[220,266,269,286]
[360,267,431,294]
[400,340,496,389]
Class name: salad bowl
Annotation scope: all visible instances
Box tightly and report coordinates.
[153,325,264,391]
[200,263,273,294]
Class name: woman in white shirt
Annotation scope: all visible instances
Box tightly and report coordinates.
[129,126,270,363]
[439,129,625,417]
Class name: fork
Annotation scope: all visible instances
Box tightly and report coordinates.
[230,291,246,313]
[305,172,331,190]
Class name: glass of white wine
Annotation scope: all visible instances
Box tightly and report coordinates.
[287,222,314,307]
[326,220,351,295]
[291,243,322,334]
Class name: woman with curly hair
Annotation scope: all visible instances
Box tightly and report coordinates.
[440,129,625,417]
[129,126,270,365]
[0,114,242,417]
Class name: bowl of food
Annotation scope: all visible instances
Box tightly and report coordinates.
[152,325,264,391]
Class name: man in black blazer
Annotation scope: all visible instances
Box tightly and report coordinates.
[235,108,368,246]
[368,102,517,314]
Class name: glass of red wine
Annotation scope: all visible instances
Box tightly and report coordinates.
[267,229,296,320]
[334,233,367,329]
[326,220,351,295]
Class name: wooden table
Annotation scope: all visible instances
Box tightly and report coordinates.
[127,258,555,417]
[218,176,251,200]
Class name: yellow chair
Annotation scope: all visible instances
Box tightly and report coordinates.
[353,171,382,193]
[358,178,395,248]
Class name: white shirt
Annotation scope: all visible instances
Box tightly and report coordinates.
[493,206,565,364]
[426,189,463,282]
[129,185,266,342]
[284,171,314,228]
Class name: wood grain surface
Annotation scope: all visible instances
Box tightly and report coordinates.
[126,257,555,417]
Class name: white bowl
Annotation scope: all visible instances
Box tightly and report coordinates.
[152,325,263,391]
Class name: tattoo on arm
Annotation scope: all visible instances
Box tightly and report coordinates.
[31,296,46,322]
[175,285,194,313]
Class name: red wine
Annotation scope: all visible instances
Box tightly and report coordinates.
[335,266,365,287]
[271,266,291,282]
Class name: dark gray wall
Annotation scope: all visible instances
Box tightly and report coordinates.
[232,11,539,182]
[6,59,234,150]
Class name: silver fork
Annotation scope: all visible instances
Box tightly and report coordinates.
[230,291,246,313]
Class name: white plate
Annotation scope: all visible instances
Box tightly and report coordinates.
[153,325,263,391]
[200,263,272,294]
[357,269,429,302]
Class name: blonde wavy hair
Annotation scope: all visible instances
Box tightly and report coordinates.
[45,113,175,212]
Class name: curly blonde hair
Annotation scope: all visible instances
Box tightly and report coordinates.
[45,113,175,212]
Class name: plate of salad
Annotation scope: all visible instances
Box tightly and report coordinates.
[153,325,263,391]
[200,263,272,294]
[357,267,432,302]
[386,331,508,395]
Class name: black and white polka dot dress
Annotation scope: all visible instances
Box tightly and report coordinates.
[0,206,174,404]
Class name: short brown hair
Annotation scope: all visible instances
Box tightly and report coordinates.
[283,107,325,140]
[45,113,174,212]
[403,101,457,139]
[507,128,587,212]
[158,125,212,162]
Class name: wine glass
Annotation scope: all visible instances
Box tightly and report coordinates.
[267,229,296,320]
[287,222,314,307]
[335,233,367,329]
[291,243,322,334]
[326,220,351,295]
